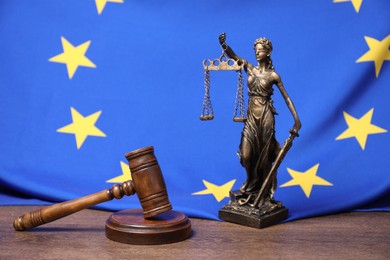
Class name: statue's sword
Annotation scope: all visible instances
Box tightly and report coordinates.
[252,131,298,208]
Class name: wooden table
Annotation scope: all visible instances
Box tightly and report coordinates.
[1,206,389,259]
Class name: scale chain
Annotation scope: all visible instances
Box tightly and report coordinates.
[233,70,246,122]
[200,69,214,120]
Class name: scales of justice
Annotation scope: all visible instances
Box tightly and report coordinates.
[200,33,301,228]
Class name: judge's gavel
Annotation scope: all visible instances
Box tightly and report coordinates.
[13,146,172,231]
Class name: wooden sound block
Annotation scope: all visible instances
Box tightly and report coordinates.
[105,208,191,245]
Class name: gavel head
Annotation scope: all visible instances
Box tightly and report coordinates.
[125,146,172,218]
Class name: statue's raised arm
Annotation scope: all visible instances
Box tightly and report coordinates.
[218,33,249,72]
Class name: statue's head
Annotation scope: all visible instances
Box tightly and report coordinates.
[254,37,274,70]
[254,38,273,54]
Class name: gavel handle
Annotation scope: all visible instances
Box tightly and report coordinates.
[13,180,135,231]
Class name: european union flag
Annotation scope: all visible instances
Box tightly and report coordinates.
[0,0,389,222]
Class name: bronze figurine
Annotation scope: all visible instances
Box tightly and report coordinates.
[202,33,301,228]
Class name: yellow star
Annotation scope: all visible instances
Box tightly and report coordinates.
[336,108,387,150]
[280,164,333,198]
[192,179,236,202]
[356,35,390,78]
[106,161,132,183]
[333,0,363,13]
[57,107,106,149]
[95,0,124,15]
[49,37,96,79]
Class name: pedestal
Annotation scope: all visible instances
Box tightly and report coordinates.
[105,208,191,245]
[219,206,288,229]
[218,190,288,229]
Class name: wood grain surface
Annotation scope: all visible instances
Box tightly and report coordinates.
[1,206,389,259]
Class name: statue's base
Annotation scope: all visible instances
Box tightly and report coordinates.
[219,190,288,229]
[105,208,191,245]
[219,206,288,229]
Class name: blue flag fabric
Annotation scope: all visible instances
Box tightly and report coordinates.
[0,0,389,221]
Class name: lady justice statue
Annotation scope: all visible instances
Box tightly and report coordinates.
[209,33,301,228]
